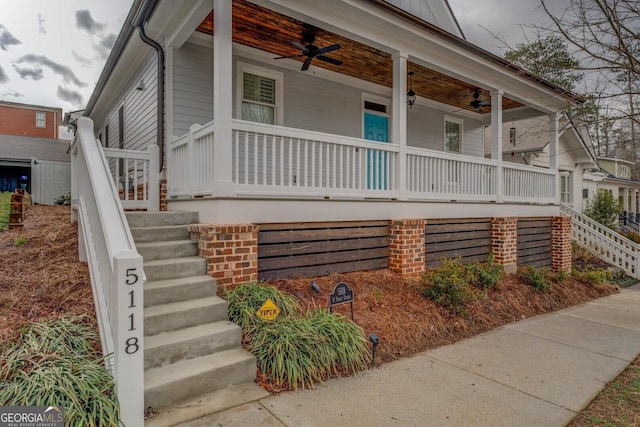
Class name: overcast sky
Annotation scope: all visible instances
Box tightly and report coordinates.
[0,0,565,116]
[0,0,133,113]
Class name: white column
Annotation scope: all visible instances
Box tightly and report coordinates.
[491,90,503,203]
[392,53,408,200]
[549,113,559,203]
[623,187,629,213]
[212,0,233,196]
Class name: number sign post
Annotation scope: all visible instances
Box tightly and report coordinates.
[329,282,354,320]
[114,250,144,425]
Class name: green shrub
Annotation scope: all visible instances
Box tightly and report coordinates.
[223,282,300,330]
[519,266,552,291]
[574,267,611,285]
[0,191,10,231]
[467,254,502,290]
[54,192,71,206]
[421,257,479,312]
[247,309,369,390]
[0,317,120,426]
[622,231,640,243]
[584,189,620,230]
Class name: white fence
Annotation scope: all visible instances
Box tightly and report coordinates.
[103,145,160,211]
[168,119,557,204]
[31,159,70,205]
[560,203,640,278]
[71,117,144,426]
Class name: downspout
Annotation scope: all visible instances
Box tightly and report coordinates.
[133,0,164,172]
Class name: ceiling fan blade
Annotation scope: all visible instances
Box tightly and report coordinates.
[301,57,313,71]
[291,41,308,51]
[479,100,491,107]
[317,44,341,55]
[274,53,305,60]
[316,55,343,66]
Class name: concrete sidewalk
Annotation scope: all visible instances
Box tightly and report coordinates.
[179,285,640,427]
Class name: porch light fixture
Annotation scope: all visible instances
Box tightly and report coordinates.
[407,71,416,108]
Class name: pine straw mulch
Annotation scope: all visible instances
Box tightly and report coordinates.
[266,268,618,364]
[0,205,96,348]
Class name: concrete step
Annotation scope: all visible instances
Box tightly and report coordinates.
[144,276,216,308]
[144,321,241,370]
[126,211,199,228]
[144,296,228,336]
[131,225,190,243]
[144,383,269,427]
[137,240,198,261]
[144,348,257,410]
[144,257,207,282]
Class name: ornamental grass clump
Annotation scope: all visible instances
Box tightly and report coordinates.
[223,282,300,330]
[247,309,369,390]
[0,316,120,426]
[225,282,370,390]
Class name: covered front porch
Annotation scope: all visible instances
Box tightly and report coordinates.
[147,0,580,221]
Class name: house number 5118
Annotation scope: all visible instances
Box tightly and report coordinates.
[124,267,140,355]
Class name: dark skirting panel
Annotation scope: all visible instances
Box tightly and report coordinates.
[425,218,492,267]
[517,217,552,267]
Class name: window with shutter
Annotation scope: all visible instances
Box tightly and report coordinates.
[444,117,462,153]
[242,72,276,124]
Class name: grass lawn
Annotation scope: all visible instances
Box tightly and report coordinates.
[0,192,11,231]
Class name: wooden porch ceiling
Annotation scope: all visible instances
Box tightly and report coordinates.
[197,0,524,114]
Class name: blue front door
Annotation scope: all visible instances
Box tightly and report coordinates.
[364,112,389,190]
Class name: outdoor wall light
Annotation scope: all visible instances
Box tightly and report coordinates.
[311,281,320,293]
[406,71,416,108]
[136,80,145,91]
[369,333,379,363]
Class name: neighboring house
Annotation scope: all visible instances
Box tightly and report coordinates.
[596,157,640,219]
[0,101,63,140]
[484,112,599,213]
[0,101,70,204]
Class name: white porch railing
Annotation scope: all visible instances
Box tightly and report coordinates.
[168,119,557,204]
[103,145,160,211]
[560,203,640,278]
[71,117,144,426]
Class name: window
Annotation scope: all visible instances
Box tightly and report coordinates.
[444,117,462,153]
[560,172,572,203]
[36,111,46,128]
[583,188,589,199]
[238,63,283,125]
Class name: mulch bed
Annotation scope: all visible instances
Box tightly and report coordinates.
[0,205,96,347]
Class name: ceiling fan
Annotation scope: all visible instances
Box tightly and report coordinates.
[469,89,490,113]
[274,30,343,71]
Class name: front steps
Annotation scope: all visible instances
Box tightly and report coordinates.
[126,211,265,421]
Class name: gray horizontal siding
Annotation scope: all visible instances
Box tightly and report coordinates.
[173,42,213,136]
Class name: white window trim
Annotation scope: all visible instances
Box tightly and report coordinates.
[559,171,572,203]
[443,115,463,153]
[36,111,46,128]
[361,93,391,142]
[236,62,284,125]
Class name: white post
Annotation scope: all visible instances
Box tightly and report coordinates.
[393,53,408,200]
[212,0,233,196]
[113,250,144,427]
[148,144,160,211]
[491,90,503,203]
[549,113,560,204]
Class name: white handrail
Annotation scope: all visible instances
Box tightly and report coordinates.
[560,203,640,278]
[71,117,144,426]
[103,145,160,211]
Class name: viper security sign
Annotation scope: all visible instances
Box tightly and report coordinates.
[256,298,280,321]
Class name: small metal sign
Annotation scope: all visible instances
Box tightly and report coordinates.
[256,298,280,321]
[329,282,354,320]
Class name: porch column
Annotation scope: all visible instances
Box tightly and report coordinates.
[549,113,560,204]
[212,0,233,196]
[392,53,408,200]
[491,90,503,203]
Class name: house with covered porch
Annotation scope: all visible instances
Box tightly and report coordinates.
[72,0,593,423]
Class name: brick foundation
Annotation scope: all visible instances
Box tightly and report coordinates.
[159,179,167,211]
[389,219,426,278]
[491,217,518,272]
[188,224,259,286]
[551,216,572,273]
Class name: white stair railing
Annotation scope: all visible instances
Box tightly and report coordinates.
[71,117,144,426]
[560,203,640,279]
